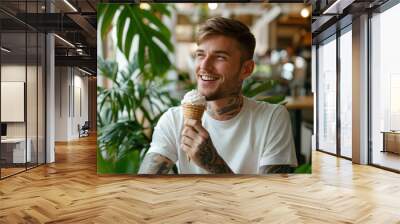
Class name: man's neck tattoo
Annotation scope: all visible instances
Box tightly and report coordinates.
[207,96,243,120]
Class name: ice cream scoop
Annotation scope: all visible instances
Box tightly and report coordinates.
[181,89,206,106]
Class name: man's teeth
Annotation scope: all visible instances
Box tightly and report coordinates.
[201,75,218,81]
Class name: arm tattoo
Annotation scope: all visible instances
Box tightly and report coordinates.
[260,165,293,174]
[138,152,174,174]
[198,139,234,174]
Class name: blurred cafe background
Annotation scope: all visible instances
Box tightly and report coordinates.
[98,3,312,173]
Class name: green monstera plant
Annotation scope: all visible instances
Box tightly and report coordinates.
[97,57,179,173]
[97,4,178,174]
[98,4,173,77]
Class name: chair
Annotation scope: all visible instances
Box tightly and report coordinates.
[78,121,90,138]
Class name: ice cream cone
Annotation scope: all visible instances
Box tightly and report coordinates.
[182,104,205,121]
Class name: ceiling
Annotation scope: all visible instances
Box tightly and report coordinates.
[311,0,389,39]
[0,0,99,74]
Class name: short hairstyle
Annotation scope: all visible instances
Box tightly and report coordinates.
[197,17,256,61]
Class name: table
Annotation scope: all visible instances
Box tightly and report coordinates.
[285,96,314,110]
[381,131,400,154]
[1,138,32,164]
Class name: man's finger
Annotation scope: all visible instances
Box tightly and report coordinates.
[184,119,208,139]
[182,126,197,139]
[181,135,193,146]
[192,126,209,139]
[180,143,192,158]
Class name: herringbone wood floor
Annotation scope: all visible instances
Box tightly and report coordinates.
[1,135,400,223]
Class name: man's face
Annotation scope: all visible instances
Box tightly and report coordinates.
[194,35,253,101]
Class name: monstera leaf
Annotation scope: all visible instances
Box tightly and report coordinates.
[98,4,173,78]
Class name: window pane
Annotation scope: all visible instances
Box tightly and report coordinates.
[318,37,337,154]
[371,3,400,171]
[340,29,352,158]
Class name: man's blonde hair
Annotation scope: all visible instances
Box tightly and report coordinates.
[197,17,256,61]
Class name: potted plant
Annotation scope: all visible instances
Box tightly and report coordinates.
[97,4,177,173]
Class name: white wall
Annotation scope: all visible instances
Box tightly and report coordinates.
[1,65,34,138]
[55,67,89,141]
[1,66,26,138]
[55,67,69,141]
[71,72,89,138]
[1,63,46,164]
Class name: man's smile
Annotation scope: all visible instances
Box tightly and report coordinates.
[199,74,220,81]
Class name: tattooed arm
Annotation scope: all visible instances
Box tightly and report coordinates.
[194,138,233,174]
[138,152,174,174]
[259,165,293,174]
[181,119,233,174]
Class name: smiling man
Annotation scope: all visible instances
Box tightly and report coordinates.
[139,17,298,174]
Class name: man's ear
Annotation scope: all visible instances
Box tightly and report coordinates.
[239,60,255,80]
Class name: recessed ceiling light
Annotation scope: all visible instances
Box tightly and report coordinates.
[54,34,75,48]
[63,0,78,12]
[78,67,92,76]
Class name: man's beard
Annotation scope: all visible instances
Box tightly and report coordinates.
[198,68,243,101]
[201,80,242,101]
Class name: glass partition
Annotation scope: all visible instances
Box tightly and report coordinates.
[0,1,46,179]
[1,30,27,177]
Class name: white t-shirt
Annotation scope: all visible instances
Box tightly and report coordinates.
[146,97,298,174]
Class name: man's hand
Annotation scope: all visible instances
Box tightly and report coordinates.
[181,119,233,174]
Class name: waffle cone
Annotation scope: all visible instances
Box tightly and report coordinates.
[182,104,205,121]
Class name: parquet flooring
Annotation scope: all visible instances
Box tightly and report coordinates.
[372,150,400,171]
[1,167,25,178]
[1,135,400,223]
[1,163,44,178]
